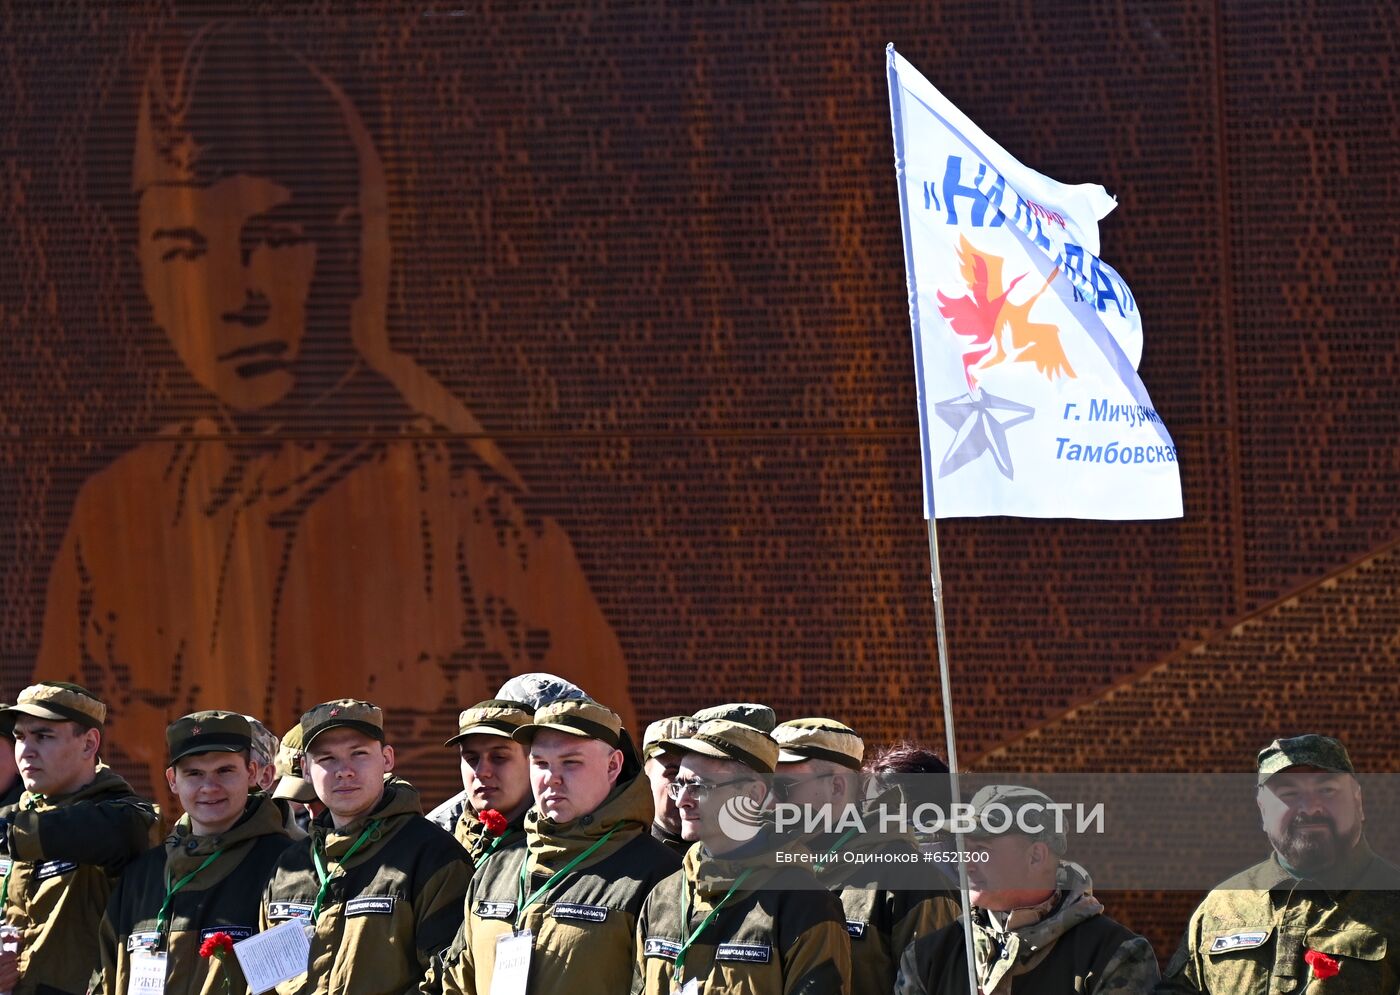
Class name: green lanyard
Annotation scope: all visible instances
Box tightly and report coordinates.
[479,828,516,863]
[818,827,859,862]
[155,849,224,947]
[673,868,754,982]
[512,826,617,932]
[310,820,381,922]
[1,796,44,908]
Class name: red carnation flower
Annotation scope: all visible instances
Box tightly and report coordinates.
[1304,949,1340,980]
[199,931,236,959]
[480,808,509,836]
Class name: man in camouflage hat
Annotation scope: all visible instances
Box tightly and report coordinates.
[259,699,470,995]
[1156,734,1400,993]
[633,718,852,994]
[244,715,282,793]
[0,682,159,995]
[774,717,958,995]
[437,699,678,995]
[641,715,698,856]
[442,700,534,861]
[96,711,298,995]
[270,724,320,836]
[897,784,1158,995]
[692,701,777,733]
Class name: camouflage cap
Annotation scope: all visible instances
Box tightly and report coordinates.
[772,717,865,770]
[964,784,1067,855]
[445,699,533,746]
[495,673,590,711]
[642,716,699,758]
[166,710,253,766]
[513,699,622,749]
[691,702,776,733]
[272,724,316,803]
[300,699,384,750]
[244,715,280,768]
[0,682,106,731]
[1257,734,1355,783]
[660,718,779,774]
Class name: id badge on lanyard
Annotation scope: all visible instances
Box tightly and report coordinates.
[674,978,700,995]
[489,929,533,995]
[129,949,168,995]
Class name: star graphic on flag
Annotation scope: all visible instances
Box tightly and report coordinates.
[934,389,1035,479]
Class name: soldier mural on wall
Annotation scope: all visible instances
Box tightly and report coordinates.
[33,22,631,796]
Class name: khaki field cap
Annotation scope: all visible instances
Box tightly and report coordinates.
[773,717,865,770]
[660,718,779,774]
[1,681,106,730]
[514,699,622,748]
[691,702,776,733]
[166,710,252,766]
[642,716,699,758]
[1257,734,1355,784]
[964,784,1068,855]
[300,698,385,749]
[445,699,533,746]
[272,724,316,803]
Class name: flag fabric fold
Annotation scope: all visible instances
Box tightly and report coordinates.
[887,45,1183,521]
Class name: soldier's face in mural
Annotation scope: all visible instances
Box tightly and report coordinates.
[139,175,318,411]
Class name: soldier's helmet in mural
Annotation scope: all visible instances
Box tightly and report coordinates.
[37,21,631,797]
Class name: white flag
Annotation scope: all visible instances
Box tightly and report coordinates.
[886,46,1182,520]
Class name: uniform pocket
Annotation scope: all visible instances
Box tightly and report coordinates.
[1305,926,1387,962]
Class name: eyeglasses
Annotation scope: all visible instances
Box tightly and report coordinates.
[667,776,755,803]
[771,771,836,802]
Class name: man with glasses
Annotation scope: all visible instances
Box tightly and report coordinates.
[438,699,678,994]
[774,718,958,995]
[633,717,851,994]
[1156,735,1400,994]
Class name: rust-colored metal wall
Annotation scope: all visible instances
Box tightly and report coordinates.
[2,2,1397,952]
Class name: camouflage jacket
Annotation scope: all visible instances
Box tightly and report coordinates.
[1155,841,1400,994]
[0,767,160,995]
[896,862,1159,994]
[632,836,852,995]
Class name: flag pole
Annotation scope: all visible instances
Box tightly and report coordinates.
[926,517,981,995]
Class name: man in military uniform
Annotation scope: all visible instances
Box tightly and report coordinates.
[439,699,679,994]
[97,711,297,995]
[1156,734,1400,993]
[634,717,852,995]
[897,785,1158,995]
[774,717,958,994]
[260,700,471,995]
[0,708,20,808]
[0,682,159,995]
[641,716,698,856]
[443,700,533,862]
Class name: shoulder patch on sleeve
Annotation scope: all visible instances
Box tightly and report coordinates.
[267,901,314,921]
[715,942,772,964]
[345,896,396,917]
[34,859,78,881]
[474,899,517,920]
[644,937,683,960]
[550,902,608,923]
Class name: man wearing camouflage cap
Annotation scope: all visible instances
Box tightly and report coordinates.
[897,784,1158,994]
[438,699,678,994]
[633,717,852,994]
[642,715,698,856]
[0,682,159,995]
[692,701,777,733]
[96,711,298,995]
[775,717,958,995]
[443,700,534,861]
[259,699,470,995]
[1157,734,1400,993]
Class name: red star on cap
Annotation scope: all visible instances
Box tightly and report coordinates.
[191,726,202,735]
[330,708,341,716]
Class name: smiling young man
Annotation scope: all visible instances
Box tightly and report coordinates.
[259,699,470,995]
[437,699,678,995]
[1156,735,1400,994]
[96,711,296,995]
[0,682,159,995]
[443,700,534,863]
[633,718,852,995]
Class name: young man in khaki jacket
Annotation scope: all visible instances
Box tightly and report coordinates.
[96,711,297,995]
[260,699,471,995]
[0,682,159,995]
[438,699,679,994]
